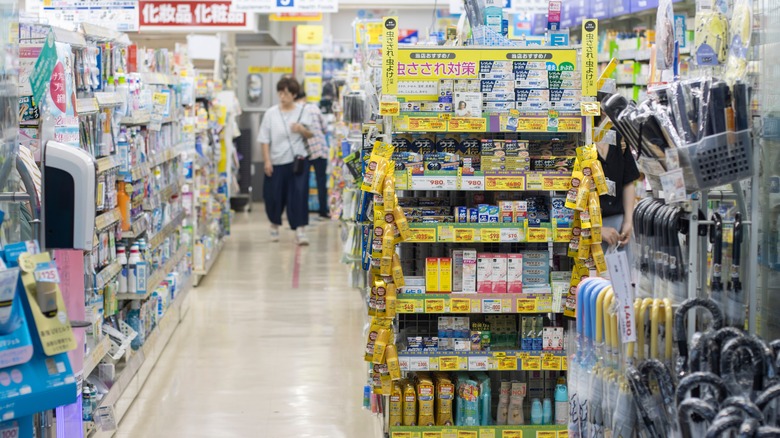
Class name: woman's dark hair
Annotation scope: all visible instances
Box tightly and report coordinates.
[276,77,300,95]
[296,89,307,100]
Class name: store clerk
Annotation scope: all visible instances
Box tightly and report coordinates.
[596,134,641,259]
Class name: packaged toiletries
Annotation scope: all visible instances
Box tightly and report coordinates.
[393,206,412,241]
[491,254,508,293]
[389,381,404,426]
[554,383,569,425]
[372,328,391,363]
[507,254,523,293]
[392,254,405,287]
[496,381,511,425]
[416,373,436,426]
[403,381,417,426]
[386,283,397,319]
[458,375,480,426]
[477,253,493,293]
[362,142,395,194]
[365,318,393,362]
[531,398,543,425]
[386,344,401,380]
[434,373,455,426]
[461,250,477,293]
[476,373,492,426]
[507,382,527,425]
[565,171,584,210]
[439,258,452,293]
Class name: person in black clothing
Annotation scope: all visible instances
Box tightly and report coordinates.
[597,134,641,257]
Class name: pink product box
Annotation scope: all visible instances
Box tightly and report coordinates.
[477,253,494,293]
[492,254,508,294]
[507,254,524,293]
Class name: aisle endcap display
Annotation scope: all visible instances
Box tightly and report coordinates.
[396,293,560,314]
[389,425,568,437]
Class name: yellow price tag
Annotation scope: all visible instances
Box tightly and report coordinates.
[537,432,557,438]
[517,298,537,313]
[480,228,501,243]
[458,432,478,438]
[451,298,471,313]
[439,113,453,121]
[455,228,476,242]
[438,225,455,242]
[580,101,601,116]
[503,431,523,438]
[485,175,525,191]
[527,228,550,243]
[559,117,583,132]
[517,352,530,360]
[449,117,487,132]
[480,429,497,438]
[558,432,569,438]
[380,102,400,116]
[248,66,271,74]
[555,228,574,242]
[518,118,548,131]
[409,228,437,242]
[397,299,418,314]
[497,356,518,371]
[425,299,446,313]
[542,353,563,370]
[438,356,459,371]
[562,356,568,371]
[523,356,542,371]
[471,299,481,313]
[392,433,412,438]
[423,432,443,438]
[543,175,572,191]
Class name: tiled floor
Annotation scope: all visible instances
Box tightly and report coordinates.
[117,208,381,437]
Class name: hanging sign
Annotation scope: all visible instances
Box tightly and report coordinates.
[270,12,322,21]
[231,0,338,13]
[41,0,140,32]
[581,19,598,96]
[139,0,247,29]
[296,24,323,46]
[382,16,399,95]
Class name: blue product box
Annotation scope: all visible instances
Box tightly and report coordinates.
[468,208,479,223]
[455,207,468,223]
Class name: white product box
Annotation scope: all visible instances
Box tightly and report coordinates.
[482,91,516,102]
[480,72,516,81]
[512,61,549,71]
[480,60,513,73]
[452,250,465,293]
[480,80,515,93]
[477,253,494,293]
[462,250,477,293]
[507,254,524,293]
[483,101,516,112]
[492,254,508,294]
[454,79,480,93]
[453,92,483,118]
[400,102,422,112]
[515,78,549,89]
[514,69,548,80]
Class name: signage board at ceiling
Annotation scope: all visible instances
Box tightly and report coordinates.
[449,0,547,15]
[270,12,322,21]
[41,0,140,32]
[139,0,247,29]
[231,0,338,13]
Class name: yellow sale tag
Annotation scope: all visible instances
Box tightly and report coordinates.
[562,356,568,370]
[517,298,537,313]
[485,175,525,191]
[408,117,447,132]
[555,228,574,243]
[397,299,419,314]
[380,102,401,116]
[503,431,523,438]
[455,228,476,242]
[580,101,601,116]
[517,118,548,131]
[451,298,471,313]
[409,228,437,242]
[392,433,412,438]
[558,432,569,438]
[527,228,550,243]
[537,432,557,438]
[471,299,481,313]
[523,356,542,371]
[425,299,446,313]
[438,225,455,242]
[559,117,583,132]
[544,176,572,191]
[542,354,563,370]
[423,432,443,438]
[439,356,459,371]
[449,117,487,132]
[459,432,478,438]
[480,228,501,243]
[480,429,497,438]
[497,356,518,371]
[439,113,453,121]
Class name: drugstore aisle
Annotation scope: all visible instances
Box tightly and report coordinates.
[117,209,381,437]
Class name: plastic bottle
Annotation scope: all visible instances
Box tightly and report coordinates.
[127,245,140,294]
[531,398,543,425]
[117,245,128,294]
[484,0,503,34]
[555,384,569,425]
[127,300,142,350]
[117,127,129,174]
[136,239,148,294]
[543,398,552,424]
[81,386,92,421]
[117,182,131,232]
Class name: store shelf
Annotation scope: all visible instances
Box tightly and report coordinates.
[116,245,187,301]
[405,223,573,244]
[390,426,567,437]
[398,350,568,372]
[92,277,191,437]
[396,171,571,192]
[394,115,584,133]
[95,260,123,290]
[95,208,122,231]
[397,292,560,314]
[96,155,122,174]
[193,239,224,286]
[82,336,111,378]
[76,97,99,114]
[121,215,149,240]
[120,111,151,126]
[94,92,125,107]
[148,211,185,250]
[119,143,186,182]
[140,72,178,86]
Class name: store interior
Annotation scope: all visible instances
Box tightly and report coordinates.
[1,0,780,436]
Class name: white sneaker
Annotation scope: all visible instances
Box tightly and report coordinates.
[296,228,309,246]
[270,228,280,242]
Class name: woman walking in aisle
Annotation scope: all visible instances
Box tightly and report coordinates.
[296,90,330,220]
[258,77,314,245]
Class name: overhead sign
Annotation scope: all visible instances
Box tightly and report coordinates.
[41,0,139,32]
[270,12,322,21]
[231,0,338,13]
[296,24,323,46]
[449,0,547,15]
[139,0,247,29]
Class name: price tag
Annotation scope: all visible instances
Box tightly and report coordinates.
[380,101,400,116]
[500,228,521,242]
[480,228,501,243]
[468,356,489,371]
[409,357,431,371]
[408,228,437,242]
[438,356,459,371]
[482,299,502,313]
[455,228,476,242]
[544,175,572,191]
[438,113,452,121]
[542,353,563,370]
[471,299,481,313]
[0,421,19,438]
[460,175,484,190]
[555,228,574,242]
[448,117,487,132]
[422,432,442,438]
[517,298,537,313]
[398,357,411,370]
[522,355,542,371]
[415,176,455,190]
[559,117,583,132]
[518,117,548,131]
[392,433,412,438]
[451,298,471,313]
[480,429,497,438]
[397,299,418,314]
[438,225,455,242]
[537,432,557,438]
[527,228,550,243]
[562,355,568,370]
[501,299,512,313]
[34,263,60,283]
[580,101,601,116]
[497,355,518,370]
[458,431,478,438]
[485,175,525,191]
[502,431,523,438]
[536,296,553,312]
[558,432,569,438]
[425,299,446,313]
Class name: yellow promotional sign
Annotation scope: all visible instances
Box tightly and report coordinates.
[304,76,323,102]
[382,17,399,95]
[248,66,271,74]
[380,101,400,116]
[581,19,599,96]
[303,52,323,75]
[297,25,323,46]
[356,20,384,47]
[270,12,322,22]
[272,66,293,74]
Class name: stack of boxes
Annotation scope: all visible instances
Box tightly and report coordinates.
[481,139,530,173]
[479,61,516,113]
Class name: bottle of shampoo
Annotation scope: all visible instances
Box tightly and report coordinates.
[136,239,148,294]
[127,245,140,294]
[127,301,142,350]
[117,245,128,294]
[531,398,543,425]
[555,383,569,425]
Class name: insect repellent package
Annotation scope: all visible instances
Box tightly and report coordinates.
[389,381,404,426]
[416,373,436,426]
[592,244,607,274]
[386,282,397,318]
[372,328,392,363]
[392,254,405,287]
[383,174,396,212]
[365,317,394,362]
[434,373,455,426]
[362,141,395,193]
[575,177,592,211]
[403,381,417,426]
[589,192,602,227]
[583,159,608,195]
[393,206,412,241]
[386,344,401,380]
[565,171,584,209]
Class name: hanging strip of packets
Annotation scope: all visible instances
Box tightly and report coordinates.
[360,141,409,396]
[564,144,609,317]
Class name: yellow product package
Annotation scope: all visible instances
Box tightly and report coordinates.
[380,370,393,395]
[392,254,406,287]
[592,244,607,274]
[384,173,397,211]
[393,205,412,241]
[389,381,404,426]
[372,328,392,363]
[589,192,603,227]
[575,177,592,211]
[386,282,397,319]
[365,318,393,362]
[381,223,395,261]
[581,227,593,246]
[434,373,455,426]
[368,281,378,317]
[362,141,395,193]
[577,144,598,162]
[374,279,388,318]
[591,226,603,245]
[416,373,435,426]
[578,238,591,260]
[403,382,417,426]
[586,159,609,195]
[565,171,584,210]
[386,344,401,380]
